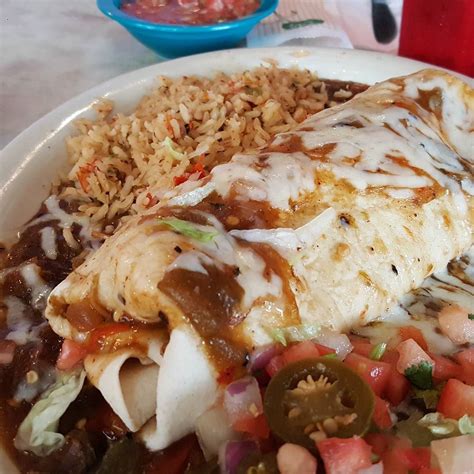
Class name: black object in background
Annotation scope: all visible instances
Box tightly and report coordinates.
[371,0,398,44]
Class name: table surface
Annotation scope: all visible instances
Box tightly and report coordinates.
[0,0,163,149]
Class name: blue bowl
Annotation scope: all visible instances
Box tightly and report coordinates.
[97,0,278,58]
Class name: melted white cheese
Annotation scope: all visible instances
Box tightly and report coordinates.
[356,245,474,355]
[386,188,415,199]
[4,296,45,345]
[171,182,215,207]
[20,263,51,310]
[230,207,336,254]
[168,251,212,275]
[211,152,316,210]
[39,226,57,260]
[28,195,98,247]
[404,74,474,159]
[297,101,468,204]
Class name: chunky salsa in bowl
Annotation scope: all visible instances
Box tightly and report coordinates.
[96,0,278,57]
[120,0,262,26]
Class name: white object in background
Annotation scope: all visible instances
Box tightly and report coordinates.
[247,0,353,49]
[323,0,403,54]
[248,0,403,54]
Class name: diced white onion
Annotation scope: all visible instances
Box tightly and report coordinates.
[195,405,237,460]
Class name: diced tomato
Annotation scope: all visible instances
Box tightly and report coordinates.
[379,438,420,474]
[56,339,87,370]
[396,339,433,375]
[409,448,432,471]
[266,355,285,377]
[85,400,128,438]
[366,434,431,473]
[86,323,132,352]
[344,353,391,395]
[233,414,270,439]
[282,341,320,365]
[373,396,393,429]
[384,369,410,406]
[191,160,208,179]
[77,159,98,193]
[313,343,336,356]
[430,353,461,382]
[399,326,428,351]
[143,434,200,474]
[437,378,474,419]
[349,339,373,358]
[173,173,190,186]
[418,469,441,474]
[377,350,410,406]
[266,341,320,377]
[364,433,394,457]
[454,348,474,385]
[316,437,372,474]
[438,305,474,345]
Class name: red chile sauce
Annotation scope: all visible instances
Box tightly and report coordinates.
[120,0,261,25]
[0,79,367,473]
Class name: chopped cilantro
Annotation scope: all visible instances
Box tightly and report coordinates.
[405,361,433,389]
[322,353,338,359]
[412,387,440,409]
[468,313,474,320]
[159,217,218,242]
[269,324,320,347]
[371,453,380,463]
[369,342,387,360]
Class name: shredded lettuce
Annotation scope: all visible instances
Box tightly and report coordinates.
[14,369,86,456]
[405,361,433,389]
[163,137,186,161]
[269,324,320,347]
[370,342,387,361]
[159,217,218,243]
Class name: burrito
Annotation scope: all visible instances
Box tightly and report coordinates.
[45,69,474,450]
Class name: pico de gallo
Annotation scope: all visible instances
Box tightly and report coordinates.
[1,197,473,474]
[184,313,473,474]
[120,0,261,26]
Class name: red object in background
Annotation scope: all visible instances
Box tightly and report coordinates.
[399,0,474,77]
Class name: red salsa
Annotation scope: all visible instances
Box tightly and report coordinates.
[120,0,261,25]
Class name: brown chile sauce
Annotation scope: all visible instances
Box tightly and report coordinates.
[0,79,368,473]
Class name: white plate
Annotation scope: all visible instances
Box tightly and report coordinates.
[2,46,472,243]
[0,46,472,472]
